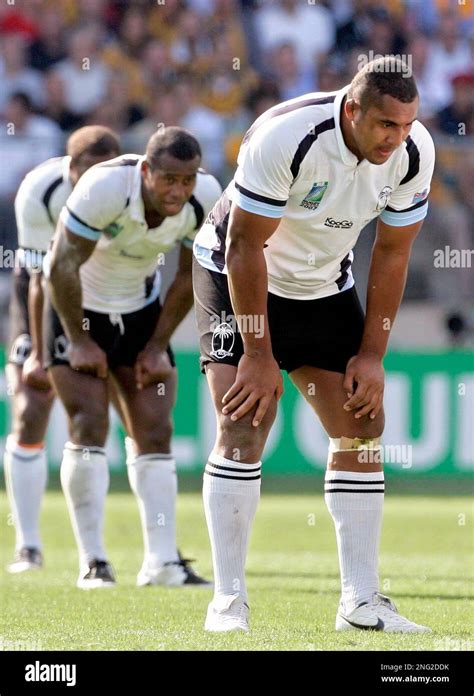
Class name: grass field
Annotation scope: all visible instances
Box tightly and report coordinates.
[1,484,473,651]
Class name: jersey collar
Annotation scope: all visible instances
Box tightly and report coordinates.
[334,85,360,168]
[129,155,147,223]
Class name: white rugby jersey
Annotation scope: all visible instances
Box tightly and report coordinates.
[15,156,73,255]
[194,86,435,300]
[60,155,222,313]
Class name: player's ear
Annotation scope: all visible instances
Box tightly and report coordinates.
[344,98,358,122]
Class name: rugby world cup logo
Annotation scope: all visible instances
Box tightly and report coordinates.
[210,322,235,359]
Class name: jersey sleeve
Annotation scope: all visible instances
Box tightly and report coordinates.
[182,172,223,248]
[232,119,297,218]
[15,179,55,255]
[379,123,435,228]
[60,165,128,240]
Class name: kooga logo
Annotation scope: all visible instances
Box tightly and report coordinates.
[324,217,353,229]
[25,661,76,687]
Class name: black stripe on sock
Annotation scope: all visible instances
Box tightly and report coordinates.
[325,479,384,485]
[204,471,261,481]
[324,488,384,493]
[207,462,261,474]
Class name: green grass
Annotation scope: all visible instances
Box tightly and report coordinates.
[0,487,472,651]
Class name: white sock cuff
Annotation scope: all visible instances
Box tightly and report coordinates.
[325,470,384,510]
[207,452,261,479]
[6,434,45,457]
[204,455,261,496]
[65,441,106,456]
[325,470,384,483]
[128,452,175,470]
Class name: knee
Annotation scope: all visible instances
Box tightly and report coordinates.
[344,409,385,440]
[14,392,54,441]
[70,408,109,447]
[217,408,275,462]
[134,418,173,454]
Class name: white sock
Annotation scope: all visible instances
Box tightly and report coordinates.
[203,453,261,602]
[325,470,385,613]
[4,434,47,550]
[60,442,109,569]
[126,438,179,567]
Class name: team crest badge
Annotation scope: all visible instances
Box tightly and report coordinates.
[375,186,393,212]
[210,323,235,359]
[300,181,328,210]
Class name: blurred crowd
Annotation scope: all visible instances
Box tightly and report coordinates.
[0,0,473,331]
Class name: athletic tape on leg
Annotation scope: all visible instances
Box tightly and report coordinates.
[329,436,382,453]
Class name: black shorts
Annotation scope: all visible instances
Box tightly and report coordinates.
[7,267,31,366]
[193,258,365,374]
[44,295,175,370]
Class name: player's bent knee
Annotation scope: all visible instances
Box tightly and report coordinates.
[134,420,173,454]
[69,410,109,446]
[217,412,272,462]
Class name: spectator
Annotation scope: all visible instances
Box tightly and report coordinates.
[126,90,183,154]
[86,71,144,133]
[256,0,335,70]
[52,23,110,116]
[266,43,315,101]
[0,33,44,114]
[424,11,473,112]
[41,69,83,131]
[170,8,214,72]
[175,77,226,177]
[28,7,67,72]
[140,38,177,99]
[0,93,62,199]
[435,72,474,136]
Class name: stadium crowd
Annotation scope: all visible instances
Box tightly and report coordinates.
[0,0,473,338]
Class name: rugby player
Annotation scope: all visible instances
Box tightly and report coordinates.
[193,58,434,632]
[5,126,121,573]
[47,127,222,588]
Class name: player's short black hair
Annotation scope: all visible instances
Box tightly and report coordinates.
[66,126,121,163]
[145,126,201,170]
[348,57,418,112]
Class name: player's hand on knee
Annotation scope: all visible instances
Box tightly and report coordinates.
[222,353,283,427]
[22,353,52,392]
[134,347,173,390]
[343,352,384,420]
[68,338,108,379]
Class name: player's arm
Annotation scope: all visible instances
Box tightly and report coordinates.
[343,219,423,419]
[344,124,435,419]
[153,243,194,348]
[221,205,283,427]
[48,222,106,377]
[23,268,51,390]
[220,120,296,425]
[134,244,194,389]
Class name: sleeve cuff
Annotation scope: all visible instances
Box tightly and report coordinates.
[379,201,428,227]
[60,207,101,241]
[233,182,286,219]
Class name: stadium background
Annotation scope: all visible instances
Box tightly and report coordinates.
[0,0,472,480]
